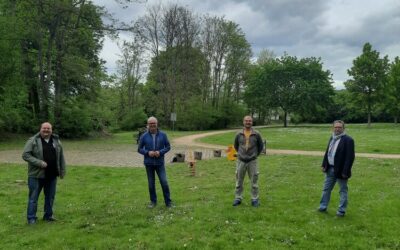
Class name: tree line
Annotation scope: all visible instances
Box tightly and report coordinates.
[1,1,399,138]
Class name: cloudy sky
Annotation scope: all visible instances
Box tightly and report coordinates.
[95,0,400,89]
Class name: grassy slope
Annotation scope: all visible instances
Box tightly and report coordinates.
[1,155,399,249]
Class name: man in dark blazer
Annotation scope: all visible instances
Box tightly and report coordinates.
[318,120,355,217]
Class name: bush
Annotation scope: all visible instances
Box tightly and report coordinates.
[176,98,217,130]
[57,102,92,138]
[119,108,147,131]
[211,102,247,129]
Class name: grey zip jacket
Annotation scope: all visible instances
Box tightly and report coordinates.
[234,128,264,163]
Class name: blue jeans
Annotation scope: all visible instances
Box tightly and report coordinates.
[145,164,171,206]
[27,177,57,221]
[319,167,348,213]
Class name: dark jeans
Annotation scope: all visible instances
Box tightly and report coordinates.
[145,164,171,206]
[27,177,57,221]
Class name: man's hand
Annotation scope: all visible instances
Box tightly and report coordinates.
[41,161,47,168]
[149,151,160,157]
[321,166,327,172]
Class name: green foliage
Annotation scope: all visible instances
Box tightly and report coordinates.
[176,97,217,130]
[385,56,400,123]
[145,46,209,126]
[328,89,365,122]
[174,98,247,130]
[0,0,107,137]
[345,42,390,126]
[119,107,147,131]
[213,101,247,128]
[56,100,92,138]
[1,155,399,249]
[245,54,334,126]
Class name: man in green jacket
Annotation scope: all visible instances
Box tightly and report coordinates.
[22,122,66,224]
[232,116,264,207]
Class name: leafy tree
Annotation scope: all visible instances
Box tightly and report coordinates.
[244,54,334,126]
[345,42,389,127]
[145,46,209,126]
[201,16,251,109]
[256,49,276,65]
[328,89,366,123]
[244,63,274,124]
[385,56,400,123]
[295,57,335,123]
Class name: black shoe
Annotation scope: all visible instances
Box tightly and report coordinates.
[336,211,345,217]
[251,199,260,207]
[318,207,327,213]
[43,217,57,222]
[27,219,37,225]
[147,202,157,209]
[166,202,175,208]
[232,199,241,206]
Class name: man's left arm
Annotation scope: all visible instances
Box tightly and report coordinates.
[256,133,264,155]
[158,134,171,156]
[342,137,355,178]
[59,141,66,179]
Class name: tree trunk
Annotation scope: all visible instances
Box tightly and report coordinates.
[283,111,288,127]
[54,36,64,130]
[37,29,49,121]
[367,112,371,128]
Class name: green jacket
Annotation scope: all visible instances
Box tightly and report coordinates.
[22,132,66,178]
[234,128,264,163]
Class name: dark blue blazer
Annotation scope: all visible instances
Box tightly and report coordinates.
[322,134,355,179]
[138,130,170,166]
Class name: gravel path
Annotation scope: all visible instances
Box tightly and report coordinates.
[1,130,399,167]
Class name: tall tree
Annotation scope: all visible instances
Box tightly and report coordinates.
[345,42,389,127]
[386,56,400,124]
[201,16,250,108]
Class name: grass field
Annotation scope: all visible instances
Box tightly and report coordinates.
[199,123,400,154]
[1,155,399,249]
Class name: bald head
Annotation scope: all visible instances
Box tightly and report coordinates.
[243,115,253,130]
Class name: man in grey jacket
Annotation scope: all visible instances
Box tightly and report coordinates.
[22,122,66,224]
[232,116,264,207]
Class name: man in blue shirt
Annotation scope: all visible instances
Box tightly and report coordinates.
[138,117,172,208]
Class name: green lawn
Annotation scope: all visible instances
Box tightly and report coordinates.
[200,123,400,154]
[1,155,399,249]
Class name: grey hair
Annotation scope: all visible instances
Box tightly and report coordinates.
[147,116,158,123]
[333,120,345,129]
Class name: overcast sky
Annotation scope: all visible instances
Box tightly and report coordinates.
[95,0,400,89]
